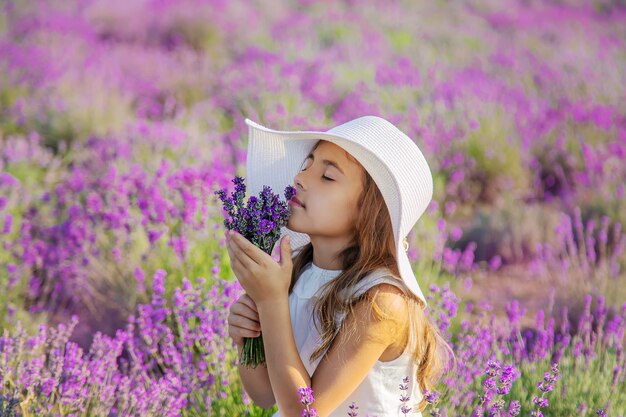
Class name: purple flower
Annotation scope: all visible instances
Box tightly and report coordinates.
[298,386,317,417]
[298,386,315,406]
[508,400,521,416]
[348,401,359,417]
[487,399,504,417]
[483,377,496,390]
[214,176,294,255]
[423,389,439,405]
[214,176,295,367]
[533,395,549,408]
[399,375,411,416]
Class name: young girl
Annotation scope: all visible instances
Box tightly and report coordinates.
[226,116,453,417]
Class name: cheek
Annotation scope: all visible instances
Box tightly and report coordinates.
[328,193,358,222]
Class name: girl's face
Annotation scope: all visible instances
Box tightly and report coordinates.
[288,141,365,243]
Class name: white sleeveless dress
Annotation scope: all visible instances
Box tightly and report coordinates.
[271,261,423,417]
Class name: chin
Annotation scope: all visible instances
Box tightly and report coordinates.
[286,219,306,234]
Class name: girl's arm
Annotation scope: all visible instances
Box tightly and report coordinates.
[228,293,276,408]
[257,283,407,417]
[235,343,276,408]
[256,297,311,414]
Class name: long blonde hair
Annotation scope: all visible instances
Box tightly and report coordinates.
[289,140,455,412]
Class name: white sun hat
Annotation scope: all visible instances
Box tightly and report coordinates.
[244,115,433,305]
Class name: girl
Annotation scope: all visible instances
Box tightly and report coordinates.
[226,116,453,417]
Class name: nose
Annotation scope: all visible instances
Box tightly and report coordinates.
[294,171,306,192]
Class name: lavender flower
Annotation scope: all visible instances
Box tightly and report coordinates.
[0,272,244,416]
[348,402,359,417]
[423,389,440,405]
[215,176,295,368]
[474,359,521,417]
[298,386,318,417]
[0,395,20,417]
[532,396,549,408]
[529,363,560,417]
[399,375,412,415]
[215,176,295,254]
[508,400,521,416]
[423,388,442,417]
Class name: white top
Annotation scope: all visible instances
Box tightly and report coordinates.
[271,261,423,417]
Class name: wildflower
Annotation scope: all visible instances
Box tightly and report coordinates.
[508,400,521,416]
[485,359,501,377]
[530,363,559,417]
[215,176,295,367]
[298,387,314,407]
[532,396,549,408]
[348,402,359,417]
[214,176,295,255]
[422,388,441,417]
[487,399,504,417]
[399,376,411,415]
[423,389,440,405]
[298,386,318,417]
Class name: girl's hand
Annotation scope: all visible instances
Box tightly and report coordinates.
[226,230,293,304]
[228,293,261,349]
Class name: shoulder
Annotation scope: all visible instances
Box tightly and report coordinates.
[334,282,408,350]
[363,282,409,323]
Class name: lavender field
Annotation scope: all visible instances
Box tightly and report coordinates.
[1,0,625,415]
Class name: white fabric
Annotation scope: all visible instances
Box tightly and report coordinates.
[271,262,423,417]
[244,116,433,305]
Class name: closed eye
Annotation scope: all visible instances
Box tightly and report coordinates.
[300,166,335,182]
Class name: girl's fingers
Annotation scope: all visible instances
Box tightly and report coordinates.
[240,329,261,338]
[230,254,244,281]
[232,328,261,340]
[239,293,258,313]
[228,306,262,341]
[230,232,269,266]
[230,255,253,284]
[228,314,261,333]
[226,239,260,270]
[230,300,260,322]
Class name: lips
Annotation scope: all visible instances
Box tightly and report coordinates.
[290,196,305,208]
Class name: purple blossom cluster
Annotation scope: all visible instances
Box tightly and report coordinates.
[1,134,228,347]
[473,359,521,417]
[214,175,295,255]
[528,364,561,417]
[214,175,295,368]
[426,282,461,338]
[298,386,318,417]
[423,389,442,417]
[0,269,247,416]
[440,285,626,415]
[399,376,412,416]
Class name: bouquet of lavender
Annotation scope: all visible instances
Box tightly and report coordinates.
[214,176,295,368]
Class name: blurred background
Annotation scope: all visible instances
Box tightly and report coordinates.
[0,0,625,416]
